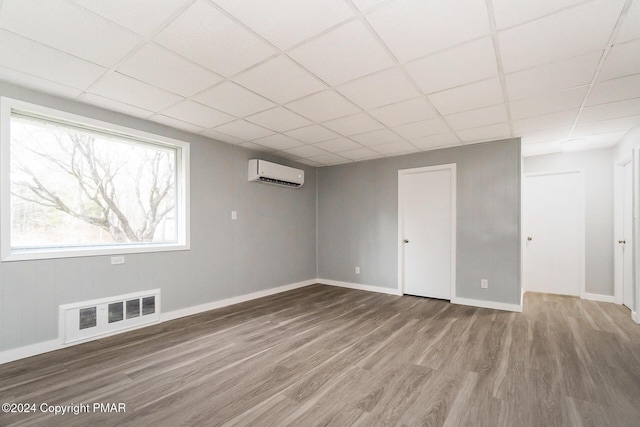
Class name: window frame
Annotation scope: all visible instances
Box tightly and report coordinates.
[1,97,190,262]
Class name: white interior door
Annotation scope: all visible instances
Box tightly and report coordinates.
[524,171,584,296]
[622,162,634,309]
[399,164,455,300]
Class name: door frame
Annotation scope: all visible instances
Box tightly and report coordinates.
[397,163,456,297]
[614,155,632,306]
[523,170,586,298]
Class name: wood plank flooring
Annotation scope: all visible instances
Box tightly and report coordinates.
[1,285,639,426]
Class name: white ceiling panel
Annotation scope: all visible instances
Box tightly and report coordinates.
[572,116,640,137]
[587,74,640,106]
[284,124,340,143]
[598,39,640,82]
[405,37,498,94]
[339,147,382,160]
[289,20,394,85]
[322,113,384,136]
[118,43,222,98]
[148,114,206,134]
[505,52,601,101]
[366,0,491,62]
[512,109,579,134]
[79,93,154,119]
[0,0,141,68]
[393,118,450,139]
[428,78,504,115]
[336,67,419,110]
[213,120,275,141]
[240,141,274,152]
[154,0,276,77]
[578,98,640,123]
[194,81,275,117]
[373,140,419,155]
[411,133,461,150]
[457,122,512,142]
[285,90,360,122]
[492,0,586,30]
[351,0,387,12]
[295,158,323,167]
[283,145,328,158]
[0,30,107,90]
[369,98,438,127]
[70,0,188,38]
[306,153,351,165]
[509,86,588,120]
[161,100,235,128]
[201,129,244,145]
[521,126,572,144]
[246,107,312,132]
[615,0,640,44]
[313,138,362,152]
[89,72,182,111]
[351,129,404,146]
[252,134,304,151]
[212,0,353,50]
[445,104,509,131]
[499,0,625,73]
[0,66,83,99]
[234,56,326,104]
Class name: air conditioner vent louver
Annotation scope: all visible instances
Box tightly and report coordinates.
[257,176,302,187]
[248,159,304,188]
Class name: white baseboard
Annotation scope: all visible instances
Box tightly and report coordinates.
[452,296,523,313]
[582,292,616,303]
[317,278,402,296]
[0,279,316,365]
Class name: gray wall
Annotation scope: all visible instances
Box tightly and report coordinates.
[317,138,522,306]
[523,148,614,296]
[0,82,317,352]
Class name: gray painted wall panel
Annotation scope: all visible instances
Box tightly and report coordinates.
[0,82,317,352]
[318,139,522,305]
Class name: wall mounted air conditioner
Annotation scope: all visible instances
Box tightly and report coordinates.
[248,159,304,188]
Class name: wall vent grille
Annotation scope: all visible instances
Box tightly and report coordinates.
[60,289,160,344]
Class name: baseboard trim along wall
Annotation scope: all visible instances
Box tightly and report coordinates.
[317,278,403,296]
[452,296,523,313]
[582,292,616,303]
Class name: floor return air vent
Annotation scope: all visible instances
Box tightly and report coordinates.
[59,289,160,344]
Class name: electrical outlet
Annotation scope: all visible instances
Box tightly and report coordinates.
[231,211,237,220]
[355,266,360,274]
[481,279,488,289]
[111,256,125,265]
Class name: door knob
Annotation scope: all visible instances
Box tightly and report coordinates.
[527,237,533,241]
[619,240,626,244]
[403,239,409,243]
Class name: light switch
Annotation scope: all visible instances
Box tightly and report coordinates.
[231,211,237,220]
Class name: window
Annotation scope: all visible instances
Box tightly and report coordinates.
[1,97,190,261]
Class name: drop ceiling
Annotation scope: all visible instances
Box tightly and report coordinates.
[1,0,639,165]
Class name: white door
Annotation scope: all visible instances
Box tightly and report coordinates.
[524,171,584,296]
[399,164,456,299]
[622,162,634,309]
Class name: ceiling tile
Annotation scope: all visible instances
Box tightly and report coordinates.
[148,114,206,133]
[598,39,640,82]
[373,140,419,155]
[336,67,419,110]
[405,37,498,94]
[201,129,244,144]
[284,124,340,143]
[351,129,404,146]
[457,122,511,142]
[313,138,362,152]
[505,52,601,101]
[411,133,461,150]
[444,104,508,131]
[118,43,222,97]
[272,151,302,161]
[512,109,579,134]
[366,0,490,62]
[368,98,438,127]
[283,145,328,158]
[245,107,312,132]
[571,116,640,138]
[322,113,384,136]
[252,134,304,151]
[89,72,183,111]
[615,0,640,44]
[578,98,640,123]
[154,0,276,77]
[586,74,640,106]
[233,55,326,104]
[492,0,585,30]
[285,90,360,122]
[70,0,187,38]
[306,153,351,165]
[428,78,504,115]
[0,30,107,90]
[0,0,141,68]
[194,81,275,117]
[296,158,324,167]
[509,86,588,120]
[521,126,572,144]
[212,0,353,50]
[289,20,394,85]
[393,118,450,139]
[351,0,387,12]
[498,0,625,73]
[563,131,628,151]
[78,93,154,119]
[161,100,235,128]
[339,147,382,160]
[239,141,274,152]
[0,66,83,99]
[213,120,275,141]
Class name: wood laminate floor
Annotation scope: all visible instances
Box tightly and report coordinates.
[1,285,639,426]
